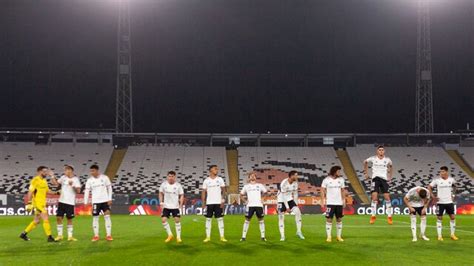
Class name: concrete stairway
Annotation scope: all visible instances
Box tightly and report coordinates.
[226,149,240,193]
[336,149,370,204]
[446,149,474,178]
[105,148,128,180]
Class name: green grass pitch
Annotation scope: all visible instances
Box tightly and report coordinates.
[1,215,473,265]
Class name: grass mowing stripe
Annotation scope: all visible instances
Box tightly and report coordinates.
[1,215,473,265]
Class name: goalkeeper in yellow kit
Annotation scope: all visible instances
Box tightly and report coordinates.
[19,166,57,242]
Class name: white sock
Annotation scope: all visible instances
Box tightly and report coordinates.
[217,217,225,237]
[67,225,73,238]
[420,216,427,236]
[162,221,172,236]
[386,201,393,218]
[278,213,285,238]
[104,215,112,237]
[93,216,99,237]
[371,201,377,216]
[57,224,63,237]
[336,222,343,238]
[205,218,212,238]
[410,215,417,239]
[293,208,302,234]
[259,220,265,238]
[175,222,181,239]
[450,219,456,236]
[242,220,250,238]
[437,219,442,237]
[326,222,332,238]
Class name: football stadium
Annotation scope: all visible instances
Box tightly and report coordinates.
[1,0,474,265]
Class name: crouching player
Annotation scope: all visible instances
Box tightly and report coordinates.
[403,186,431,242]
[84,165,113,241]
[321,166,346,242]
[428,166,458,241]
[240,172,268,241]
[159,171,184,243]
[51,164,81,241]
[19,166,56,242]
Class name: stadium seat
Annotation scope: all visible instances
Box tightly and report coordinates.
[237,147,355,196]
[0,142,113,194]
[347,145,474,195]
[112,146,229,194]
[458,147,474,171]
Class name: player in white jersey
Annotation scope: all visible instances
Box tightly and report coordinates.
[51,165,81,241]
[84,165,113,242]
[321,166,346,242]
[202,165,227,242]
[277,171,304,241]
[364,145,394,225]
[240,172,268,242]
[159,171,184,243]
[403,186,431,242]
[428,166,458,241]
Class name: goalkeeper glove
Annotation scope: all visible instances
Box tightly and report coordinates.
[25,202,33,212]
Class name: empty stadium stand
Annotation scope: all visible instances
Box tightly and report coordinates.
[0,142,113,194]
[459,147,474,170]
[3,141,472,198]
[113,146,229,194]
[347,145,474,195]
[446,149,474,178]
[237,147,357,197]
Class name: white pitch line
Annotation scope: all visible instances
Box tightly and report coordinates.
[190,217,474,233]
[302,223,474,234]
[396,221,474,234]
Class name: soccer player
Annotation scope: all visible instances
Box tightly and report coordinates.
[364,145,394,225]
[277,170,304,241]
[159,171,184,243]
[240,172,268,242]
[428,166,458,241]
[321,166,346,242]
[51,164,81,241]
[403,186,431,242]
[83,165,113,241]
[202,165,227,242]
[19,166,56,242]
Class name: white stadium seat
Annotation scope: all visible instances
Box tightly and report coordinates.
[0,142,113,194]
[347,145,474,195]
[113,146,229,194]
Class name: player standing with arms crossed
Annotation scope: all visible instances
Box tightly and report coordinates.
[321,166,346,242]
[364,145,394,225]
[240,172,268,242]
[428,166,459,241]
[84,165,113,241]
[159,171,184,243]
[277,170,304,241]
[51,165,81,241]
[19,166,56,242]
[202,165,227,242]
[403,186,430,242]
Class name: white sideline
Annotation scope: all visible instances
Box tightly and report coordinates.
[301,223,474,234]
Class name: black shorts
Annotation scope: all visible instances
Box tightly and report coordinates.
[410,206,425,216]
[277,200,297,213]
[436,203,455,216]
[162,208,180,218]
[325,205,344,219]
[204,204,224,218]
[245,206,264,219]
[92,202,111,216]
[56,202,75,219]
[371,177,389,194]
